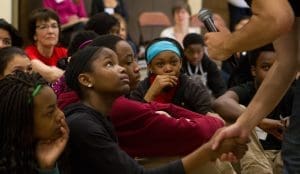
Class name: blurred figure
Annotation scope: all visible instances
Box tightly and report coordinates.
[85,12,120,36]
[25,8,67,82]
[0,19,23,49]
[91,0,128,20]
[160,1,200,46]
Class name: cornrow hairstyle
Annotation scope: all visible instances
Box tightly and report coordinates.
[0,71,47,174]
[0,47,28,75]
[28,8,61,43]
[144,37,184,64]
[248,43,275,66]
[65,46,103,98]
[0,18,23,47]
[90,34,123,51]
[85,12,120,35]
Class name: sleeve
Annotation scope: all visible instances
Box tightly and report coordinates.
[230,82,253,106]
[111,98,223,156]
[183,78,212,114]
[203,56,227,98]
[129,79,149,102]
[69,115,184,174]
[42,0,54,9]
[77,0,87,17]
[37,165,59,174]
[25,45,38,60]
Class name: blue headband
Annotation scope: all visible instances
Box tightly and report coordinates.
[146,41,181,63]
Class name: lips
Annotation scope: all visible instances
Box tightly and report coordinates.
[120,75,130,84]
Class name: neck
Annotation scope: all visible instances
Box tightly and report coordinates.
[36,43,54,58]
[174,21,189,33]
[82,91,116,116]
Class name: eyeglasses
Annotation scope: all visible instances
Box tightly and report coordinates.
[36,23,59,30]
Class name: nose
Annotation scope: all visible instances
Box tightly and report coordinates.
[164,64,173,73]
[117,64,126,73]
[133,61,140,73]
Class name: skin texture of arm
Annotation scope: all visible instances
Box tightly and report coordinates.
[210,0,298,149]
[31,59,64,83]
[205,0,294,60]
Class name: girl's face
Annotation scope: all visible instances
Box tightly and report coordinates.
[184,44,205,65]
[34,19,59,48]
[115,40,140,89]
[0,28,12,48]
[149,51,182,76]
[87,48,130,96]
[33,86,65,140]
[1,55,32,78]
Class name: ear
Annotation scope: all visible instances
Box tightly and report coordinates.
[147,64,152,74]
[251,66,256,77]
[78,73,94,88]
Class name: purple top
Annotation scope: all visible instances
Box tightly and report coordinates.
[43,0,87,24]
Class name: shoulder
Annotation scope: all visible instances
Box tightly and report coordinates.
[25,45,39,59]
[160,27,174,37]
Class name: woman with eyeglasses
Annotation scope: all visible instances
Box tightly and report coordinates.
[0,18,23,49]
[25,8,67,83]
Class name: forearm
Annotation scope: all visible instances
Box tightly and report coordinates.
[32,60,64,82]
[225,0,294,53]
[212,98,244,123]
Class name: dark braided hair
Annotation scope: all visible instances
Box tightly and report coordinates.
[0,71,47,174]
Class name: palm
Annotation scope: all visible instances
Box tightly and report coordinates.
[36,119,69,169]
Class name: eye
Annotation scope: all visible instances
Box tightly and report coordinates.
[171,59,179,66]
[3,39,12,46]
[156,62,164,68]
[106,61,114,68]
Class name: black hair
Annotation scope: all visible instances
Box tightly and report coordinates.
[0,47,28,75]
[65,46,103,97]
[144,37,184,64]
[0,19,23,47]
[85,12,120,35]
[56,31,99,70]
[68,31,99,56]
[172,1,191,16]
[0,71,47,173]
[28,8,61,43]
[90,34,123,51]
[248,44,275,66]
[182,33,204,49]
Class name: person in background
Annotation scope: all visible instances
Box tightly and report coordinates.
[43,0,88,28]
[25,8,67,83]
[182,33,226,98]
[63,45,247,173]
[43,0,88,47]
[214,44,294,174]
[204,0,300,172]
[90,0,128,20]
[0,47,32,79]
[85,12,120,36]
[0,71,68,174]
[160,1,200,46]
[130,37,212,115]
[0,18,23,49]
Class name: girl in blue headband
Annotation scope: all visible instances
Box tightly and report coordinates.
[130,37,213,115]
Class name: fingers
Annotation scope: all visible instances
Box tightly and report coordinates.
[211,129,227,150]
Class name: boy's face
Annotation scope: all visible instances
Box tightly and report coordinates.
[184,44,204,66]
[251,51,276,87]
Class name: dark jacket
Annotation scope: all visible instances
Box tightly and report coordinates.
[182,55,227,98]
[64,102,184,174]
[130,73,212,114]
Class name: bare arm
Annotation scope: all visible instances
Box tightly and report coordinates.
[212,90,243,123]
[31,59,64,83]
[205,0,294,60]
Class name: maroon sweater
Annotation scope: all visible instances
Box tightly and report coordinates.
[109,96,224,157]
